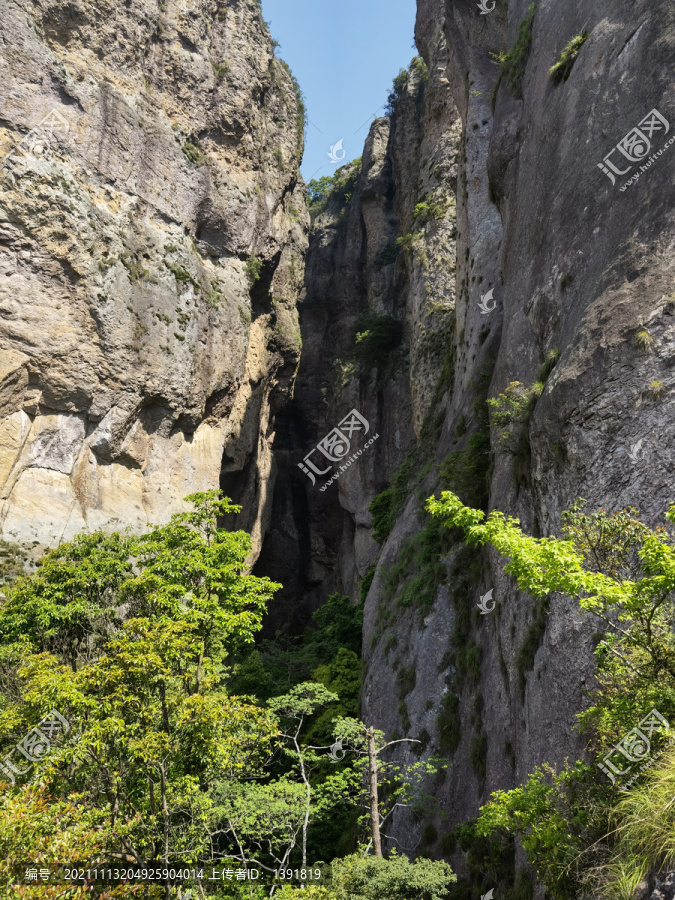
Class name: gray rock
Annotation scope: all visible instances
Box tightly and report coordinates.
[0,0,308,550]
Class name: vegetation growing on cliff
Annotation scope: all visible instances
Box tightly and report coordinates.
[350,309,403,382]
[307,159,362,216]
[385,56,429,116]
[428,491,675,898]
[491,3,537,105]
[548,32,588,85]
[0,495,454,897]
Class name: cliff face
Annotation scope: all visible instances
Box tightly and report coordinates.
[255,45,461,632]
[2,0,674,887]
[0,0,307,553]
[257,0,675,876]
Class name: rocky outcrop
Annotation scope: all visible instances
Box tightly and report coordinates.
[0,0,307,551]
[1,0,674,891]
[255,40,462,632]
[257,0,675,883]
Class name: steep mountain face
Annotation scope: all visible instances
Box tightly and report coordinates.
[0,0,307,553]
[2,0,674,890]
[255,19,462,634]
[257,0,675,880]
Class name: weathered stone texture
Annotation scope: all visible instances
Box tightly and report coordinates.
[0,0,308,549]
[257,0,675,876]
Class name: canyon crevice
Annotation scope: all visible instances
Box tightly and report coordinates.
[1,0,674,892]
[257,0,675,880]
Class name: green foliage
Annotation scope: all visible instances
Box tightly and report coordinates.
[245,255,263,284]
[211,59,230,79]
[163,258,200,291]
[475,761,603,899]
[536,348,560,382]
[428,491,675,897]
[635,328,655,352]
[0,530,133,666]
[370,487,398,544]
[385,56,428,117]
[648,379,666,400]
[413,197,444,227]
[597,747,675,898]
[350,309,403,381]
[328,849,456,900]
[307,174,336,206]
[273,146,285,170]
[382,514,452,614]
[385,67,409,115]
[231,850,455,899]
[229,594,362,708]
[409,55,429,86]
[396,232,418,252]
[279,58,306,136]
[487,380,543,450]
[120,251,154,283]
[492,4,537,103]
[308,159,361,215]
[0,785,121,891]
[548,32,588,85]
[183,140,206,166]
[0,492,283,876]
[488,380,543,430]
[439,432,491,512]
[208,280,223,309]
[309,648,362,742]
[397,665,417,699]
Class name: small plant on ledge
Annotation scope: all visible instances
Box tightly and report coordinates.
[634,329,655,352]
[548,32,589,86]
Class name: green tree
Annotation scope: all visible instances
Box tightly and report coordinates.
[427,491,675,897]
[0,493,282,897]
[328,719,446,858]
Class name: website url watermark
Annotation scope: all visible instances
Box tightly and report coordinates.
[0,708,70,785]
[297,409,379,491]
[597,708,670,788]
[0,108,72,181]
[319,433,379,491]
[597,107,671,190]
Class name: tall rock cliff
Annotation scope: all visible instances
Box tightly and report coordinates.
[1,0,674,891]
[0,0,307,553]
[256,0,675,884]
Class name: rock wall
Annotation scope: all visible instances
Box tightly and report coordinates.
[255,40,462,632]
[0,0,307,552]
[1,0,674,889]
[256,0,675,882]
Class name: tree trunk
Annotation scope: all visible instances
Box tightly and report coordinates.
[160,762,171,900]
[367,727,382,857]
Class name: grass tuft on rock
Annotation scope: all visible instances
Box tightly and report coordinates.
[548,32,588,86]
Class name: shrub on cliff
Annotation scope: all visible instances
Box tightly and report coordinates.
[491,3,537,104]
[350,308,403,380]
[548,32,588,85]
[385,56,428,116]
[428,491,675,898]
[307,159,361,215]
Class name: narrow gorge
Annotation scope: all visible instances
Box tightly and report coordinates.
[0,0,674,897]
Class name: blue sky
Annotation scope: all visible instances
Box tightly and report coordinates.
[260,0,417,182]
